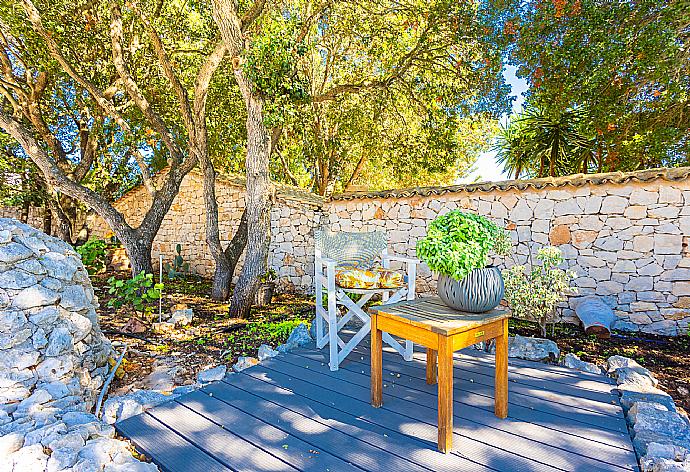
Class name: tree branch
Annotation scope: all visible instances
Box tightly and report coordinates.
[108,0,184,162]
[0,109,130,231]
[241,0,268,32]
[131,3,194,133]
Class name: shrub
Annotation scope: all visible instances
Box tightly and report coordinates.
[76,239,108,275]
[107,271,164,317]
[503,246,577,337]
[415,210,511,281]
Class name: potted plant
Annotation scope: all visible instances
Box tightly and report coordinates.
[416,210,512,313]
[255,268,278,307]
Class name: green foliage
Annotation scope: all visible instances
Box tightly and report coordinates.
[75,239,108,275]
[163,244,190,280]
[244,12,309,128]
[225,319,309,358]
[494,107,595,178]
[107,271,164,316]
[503,247,577,337]
[508,0,689,170]
[416,210,511,281]
[259,268,277,284]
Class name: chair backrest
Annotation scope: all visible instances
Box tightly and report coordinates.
[315,230,387,267]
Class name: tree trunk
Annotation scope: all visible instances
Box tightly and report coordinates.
[227,91,273,318]
[50,201,73,243]
[211,209,248,301]
[118,230,154,275]
[42,202,52,235]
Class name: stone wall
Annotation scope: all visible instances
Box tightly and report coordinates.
[89,171,322,291]
[88,167,690,336]
[325,169,690,336]
[0,219,158,471]
[0,206,46,232]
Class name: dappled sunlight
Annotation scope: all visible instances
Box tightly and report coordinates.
[118,342,637,471]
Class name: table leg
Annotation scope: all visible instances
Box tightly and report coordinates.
[437,335,453,453]
[371,314,383,408]
[495,318,508,419]
[426,348,437,385]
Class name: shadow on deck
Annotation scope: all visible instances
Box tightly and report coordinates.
[116,340,638,472]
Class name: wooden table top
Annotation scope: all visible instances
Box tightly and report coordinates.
[369,296,510,336]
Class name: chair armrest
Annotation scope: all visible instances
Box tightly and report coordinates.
[383,254,420,265]
[317,257,338,268]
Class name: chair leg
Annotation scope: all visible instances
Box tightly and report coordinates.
[327,289,339,371]
[315,281,325,348]
[403,340,414,361]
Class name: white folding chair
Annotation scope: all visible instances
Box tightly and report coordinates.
[314,230,419,371]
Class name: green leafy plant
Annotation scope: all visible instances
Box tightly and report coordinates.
[107,271,164,317]
[415,210,511,281]
[503,247,577,337]
[259,268,278,284]
[75,239,108,275]
[163,244,189,280]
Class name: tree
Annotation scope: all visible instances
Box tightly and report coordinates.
[210,0,516,316]
[0,0,227,275]
[494,107,594,178]
[508,0,689,170]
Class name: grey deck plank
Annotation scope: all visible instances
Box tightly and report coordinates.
[307,347,627,434]
[347,344,624,419]
[212,373,494,472]
[270,352,637,471]
[202,382,431,472]
[242,364,562,472]
[146,398,299,472]
[116,340,638,472]
[175,390,362,472]
[350,334,617,393]
[291,347,635,452]
[345,328,615,387]
[115,411,232,472]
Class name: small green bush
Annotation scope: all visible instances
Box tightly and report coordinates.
[416,210,511,281]
[503,246,577,337]
[107,271,164,316]
[76,239,108,275]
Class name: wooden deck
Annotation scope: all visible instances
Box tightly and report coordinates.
[116,338,639,472]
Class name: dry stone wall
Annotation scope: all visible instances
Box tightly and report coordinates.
[326,174,690,336]
[89,171,322,292]
[88,168,690,336]
[0,219,158,472]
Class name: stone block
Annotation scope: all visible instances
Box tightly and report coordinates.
[572,230,597,249]
[630,189,659,206]
[649,207,681,219]
[624,205,648,219]
[549,225,571,245]
[655,234,683,255]
[600,195,628,214]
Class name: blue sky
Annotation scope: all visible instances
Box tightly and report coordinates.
[457,65,528,183]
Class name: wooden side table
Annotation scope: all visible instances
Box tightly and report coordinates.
[369,297,510,453]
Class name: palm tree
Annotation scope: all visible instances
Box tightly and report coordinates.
[494,106,595,179]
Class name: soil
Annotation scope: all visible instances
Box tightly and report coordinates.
[93,270,689,415]
[92,271,313,396]
[510,319,690,415]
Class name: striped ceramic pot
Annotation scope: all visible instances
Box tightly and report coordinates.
[437,267,504,313]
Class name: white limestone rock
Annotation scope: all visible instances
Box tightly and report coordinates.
[257,344,280,361]
[562,353,602,375]
[197,365,228,383]
[233,357,259,372]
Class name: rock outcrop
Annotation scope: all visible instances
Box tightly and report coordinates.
[0,219,156,471]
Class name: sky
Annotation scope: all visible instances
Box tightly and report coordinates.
[457,65,528,184]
